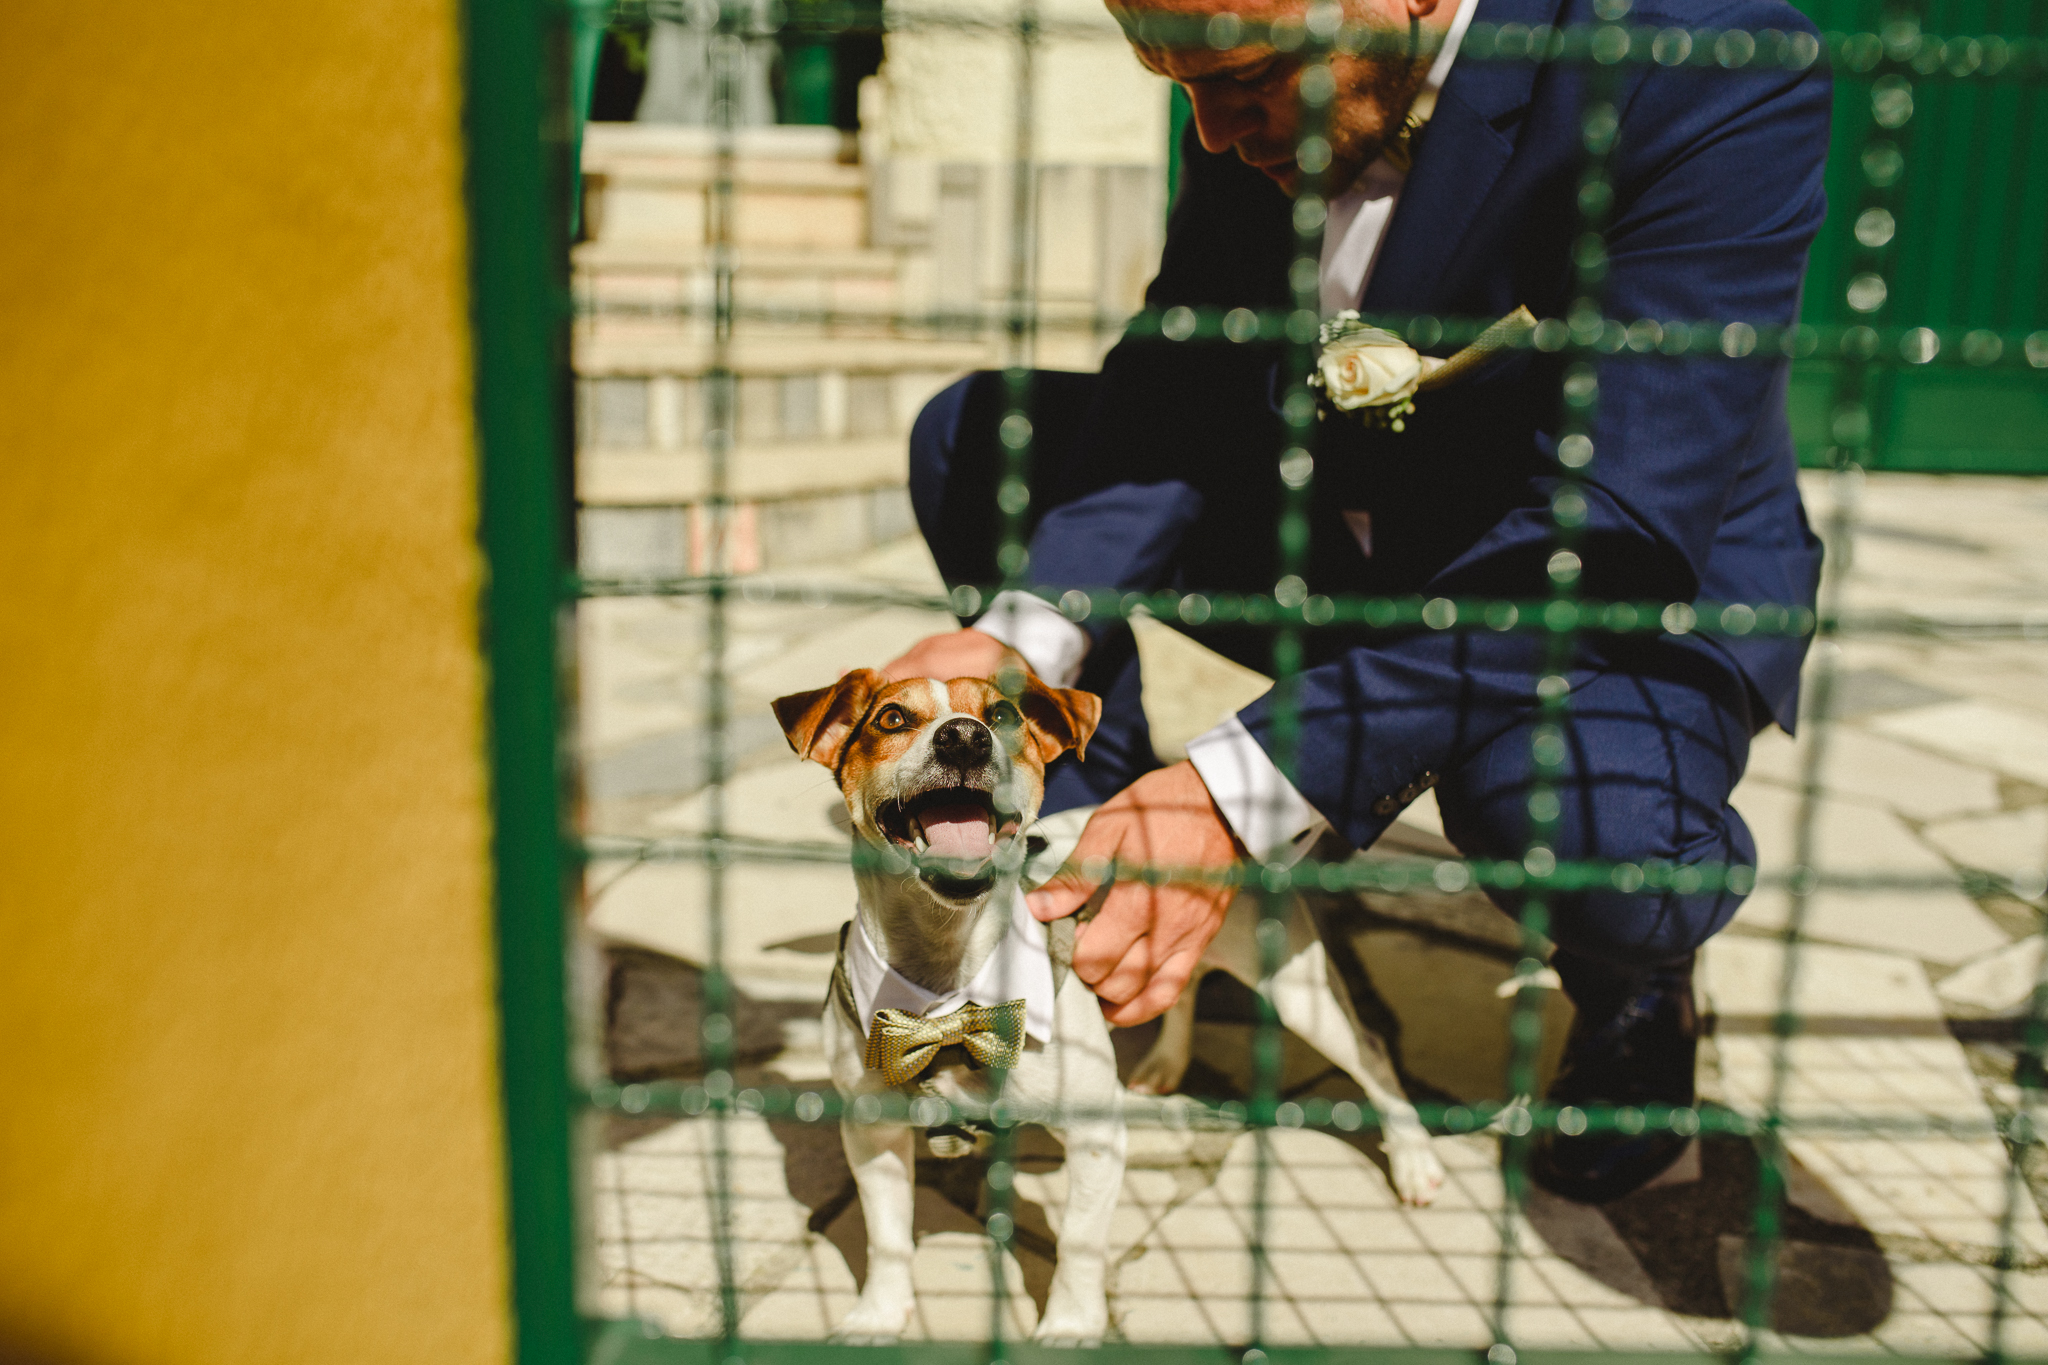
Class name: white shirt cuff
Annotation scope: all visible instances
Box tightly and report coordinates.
[1185,715,1331,866]
[972,590,1091,688]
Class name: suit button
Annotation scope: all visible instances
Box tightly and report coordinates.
[1373,771,1441,817]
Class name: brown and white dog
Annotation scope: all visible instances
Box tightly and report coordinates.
[774,667,1445,1342]
[773,668,1122,1344]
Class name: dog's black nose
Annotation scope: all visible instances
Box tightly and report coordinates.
[932,717,992,768]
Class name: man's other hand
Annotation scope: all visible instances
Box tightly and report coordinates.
[1026,761,1241,1026]
[881,628,1023,682]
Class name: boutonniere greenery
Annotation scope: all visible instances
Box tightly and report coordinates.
[1311,306,1538,432]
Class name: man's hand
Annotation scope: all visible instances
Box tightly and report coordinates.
[881,628,1024,682]
[1026,761,1242,1026]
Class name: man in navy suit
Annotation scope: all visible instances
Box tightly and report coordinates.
[883,0,1829,1199]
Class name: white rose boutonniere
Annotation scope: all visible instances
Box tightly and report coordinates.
[1309,306,1539,433]
[1319,327,1424,413]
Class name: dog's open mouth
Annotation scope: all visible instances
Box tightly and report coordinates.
[874,787,1018,896]
[877,787,1000,860]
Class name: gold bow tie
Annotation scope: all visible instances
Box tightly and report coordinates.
[864,999,1027,1086]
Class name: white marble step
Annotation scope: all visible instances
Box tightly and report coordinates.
[575,333,990,378]
[576,366,965,474]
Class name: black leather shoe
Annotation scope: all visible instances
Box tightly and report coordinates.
[1530,950,1699,1203]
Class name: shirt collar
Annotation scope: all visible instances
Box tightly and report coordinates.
[1318,0,1485,314]
[1423,0,1485,99]
[844,891,1057,1045]
[1330,0,1484,210]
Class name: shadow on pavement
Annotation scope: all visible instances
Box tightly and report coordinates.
[1143,879,1894,1336]
[600,909,1894,1336]
[599,943,1067,1315]
[1525,1130,1892,1336]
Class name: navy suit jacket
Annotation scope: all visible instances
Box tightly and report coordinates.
[1020,0,1830,846]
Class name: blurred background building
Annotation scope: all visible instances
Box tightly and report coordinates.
[574,0,1171,578]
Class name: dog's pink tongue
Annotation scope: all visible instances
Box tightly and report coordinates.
[920,803,994,861]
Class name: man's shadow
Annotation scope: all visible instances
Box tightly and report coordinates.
[1158,855,1892,1338]
[1355,826,1892,1335]
[1520,1132,1892,1336]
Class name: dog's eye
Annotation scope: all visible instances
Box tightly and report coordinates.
[873,705,912,731]
[985,700,1021,730]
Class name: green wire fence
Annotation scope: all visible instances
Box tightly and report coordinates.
[463,0,2048,1357]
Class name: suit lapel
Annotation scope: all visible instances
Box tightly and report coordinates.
[1359,0,1567,316]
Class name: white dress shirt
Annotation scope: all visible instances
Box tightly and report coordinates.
[975,0,1482,860]
[844,890,1059,1044]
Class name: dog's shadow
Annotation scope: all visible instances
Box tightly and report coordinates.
[765,1107,1071,1314]
[603,942,1070,1317]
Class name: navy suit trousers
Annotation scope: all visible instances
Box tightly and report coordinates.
[911,371,1760,971]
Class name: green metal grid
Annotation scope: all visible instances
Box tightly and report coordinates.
[461,0,582,1355]
[460,0,2048,1359]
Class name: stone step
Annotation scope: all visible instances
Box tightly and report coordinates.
[582,124,867,251]
[576,241,905,322]
[580,436,907,507]
[582,121,857,167]
[577,331,991,374]
[574,333,989,379]
[579,484,916,577]
[577,364,965,454]
[584,153,866,193]
[574,241,899,277]
[582,184,865,252]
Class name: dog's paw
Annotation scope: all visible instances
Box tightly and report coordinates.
[927,1131,975,1158]
[831,1330,905,1347]
[1124,1050,1189,1097]
[926,1125,992,1159]
[831,1296,913,1343]
[1032,1304,1108,1347]
[1387,1136,1447,1207]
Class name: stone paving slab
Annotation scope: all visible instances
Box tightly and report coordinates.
[1872,701,2048,795]
[1937,938,2048,1015]
[1727,780,2012,966]
[586,749,860,995]
[584,471,2048,1352]
[1875,644,2048,729]
[1743,724,2003,826]
[1701,936,2048,1286]
[1921,808,2048,882]
[593,1101,2048,1352]
[588,926,2048,1353]
[586,856,853,998]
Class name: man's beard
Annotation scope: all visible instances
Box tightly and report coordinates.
[1318,52,1431,196]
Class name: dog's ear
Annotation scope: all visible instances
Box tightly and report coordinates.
[1018,674,1102,765]
[772,669,884,768]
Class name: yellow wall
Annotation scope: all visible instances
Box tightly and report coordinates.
[0,3,510,1363]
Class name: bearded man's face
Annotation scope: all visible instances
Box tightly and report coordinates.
[1112,0,1431,197]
